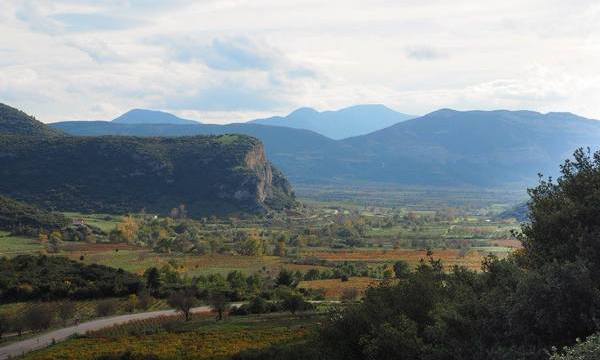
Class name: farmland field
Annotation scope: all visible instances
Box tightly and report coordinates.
[23,312,321,360]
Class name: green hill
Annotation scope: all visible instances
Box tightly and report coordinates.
[0,104,295,216]
[0,103,64,137]
[0,195,69,235]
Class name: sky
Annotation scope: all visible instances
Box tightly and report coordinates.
[1,0,600,124]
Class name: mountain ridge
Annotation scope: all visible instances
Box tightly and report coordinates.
[250,104,415,139]
[51,107,600,188]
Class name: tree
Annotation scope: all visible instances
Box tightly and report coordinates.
[24,303,54,332]
[0,313,8,339]
[247,296,268,314]
[276,269,298,288]
[117,215,139,244]
[137,289,152,310]
[168,290,197,321]
[208,290,230,321]
[274,235,287,257]
[281,292,307,315]
[144,267,162,295]
[126,294,139,313]
[57,301,75,325]
[393,260,411,279]
[48,231,62,253]
[235,233,263,256]
[227,271,247,299]
[521,148,600,278]
[11,313,25,337]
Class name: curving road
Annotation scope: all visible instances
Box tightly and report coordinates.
[0,305,231,360]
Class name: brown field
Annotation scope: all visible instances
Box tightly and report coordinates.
[302,248,486,271]
[299,277,380,299]
[489,239,522,248]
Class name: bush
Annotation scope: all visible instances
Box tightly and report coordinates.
[247,296,269,314]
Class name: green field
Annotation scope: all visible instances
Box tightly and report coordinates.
[0,231,42,255]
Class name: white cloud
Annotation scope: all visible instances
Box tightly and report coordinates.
[2,0,600,123]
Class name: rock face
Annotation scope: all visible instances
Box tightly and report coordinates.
[0,103,295,216]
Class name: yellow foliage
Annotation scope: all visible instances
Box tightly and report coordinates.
[117,215,139,244]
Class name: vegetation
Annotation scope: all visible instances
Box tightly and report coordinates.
[0,255,142,302]
[52,108,600,188]
[0,103,63,138]
[0,196,69,236]
[229,148,600,360]
[0,103,295,217]
[23,313,321,360]
[551,333,600,360]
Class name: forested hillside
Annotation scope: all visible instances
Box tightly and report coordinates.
[0,104,295,216]
[0,196,69,235]
[0,103,63,137]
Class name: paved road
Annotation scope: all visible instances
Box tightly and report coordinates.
[0,305,226,360]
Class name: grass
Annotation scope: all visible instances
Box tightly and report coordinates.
[62,212,121,233]
[0,231,43,255]
[23,312,321,360]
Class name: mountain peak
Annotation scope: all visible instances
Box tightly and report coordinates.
[288,107,319,118]
[112,109,200,125]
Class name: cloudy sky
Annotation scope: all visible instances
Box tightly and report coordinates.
[1,0,600,123]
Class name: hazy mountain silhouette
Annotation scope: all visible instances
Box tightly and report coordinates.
[250,104,414,139]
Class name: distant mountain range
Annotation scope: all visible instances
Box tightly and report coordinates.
[250,104,414,139]
[0,103,295,216]
[51,107,600,188]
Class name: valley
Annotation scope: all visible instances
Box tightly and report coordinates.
[0,101,597,360]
